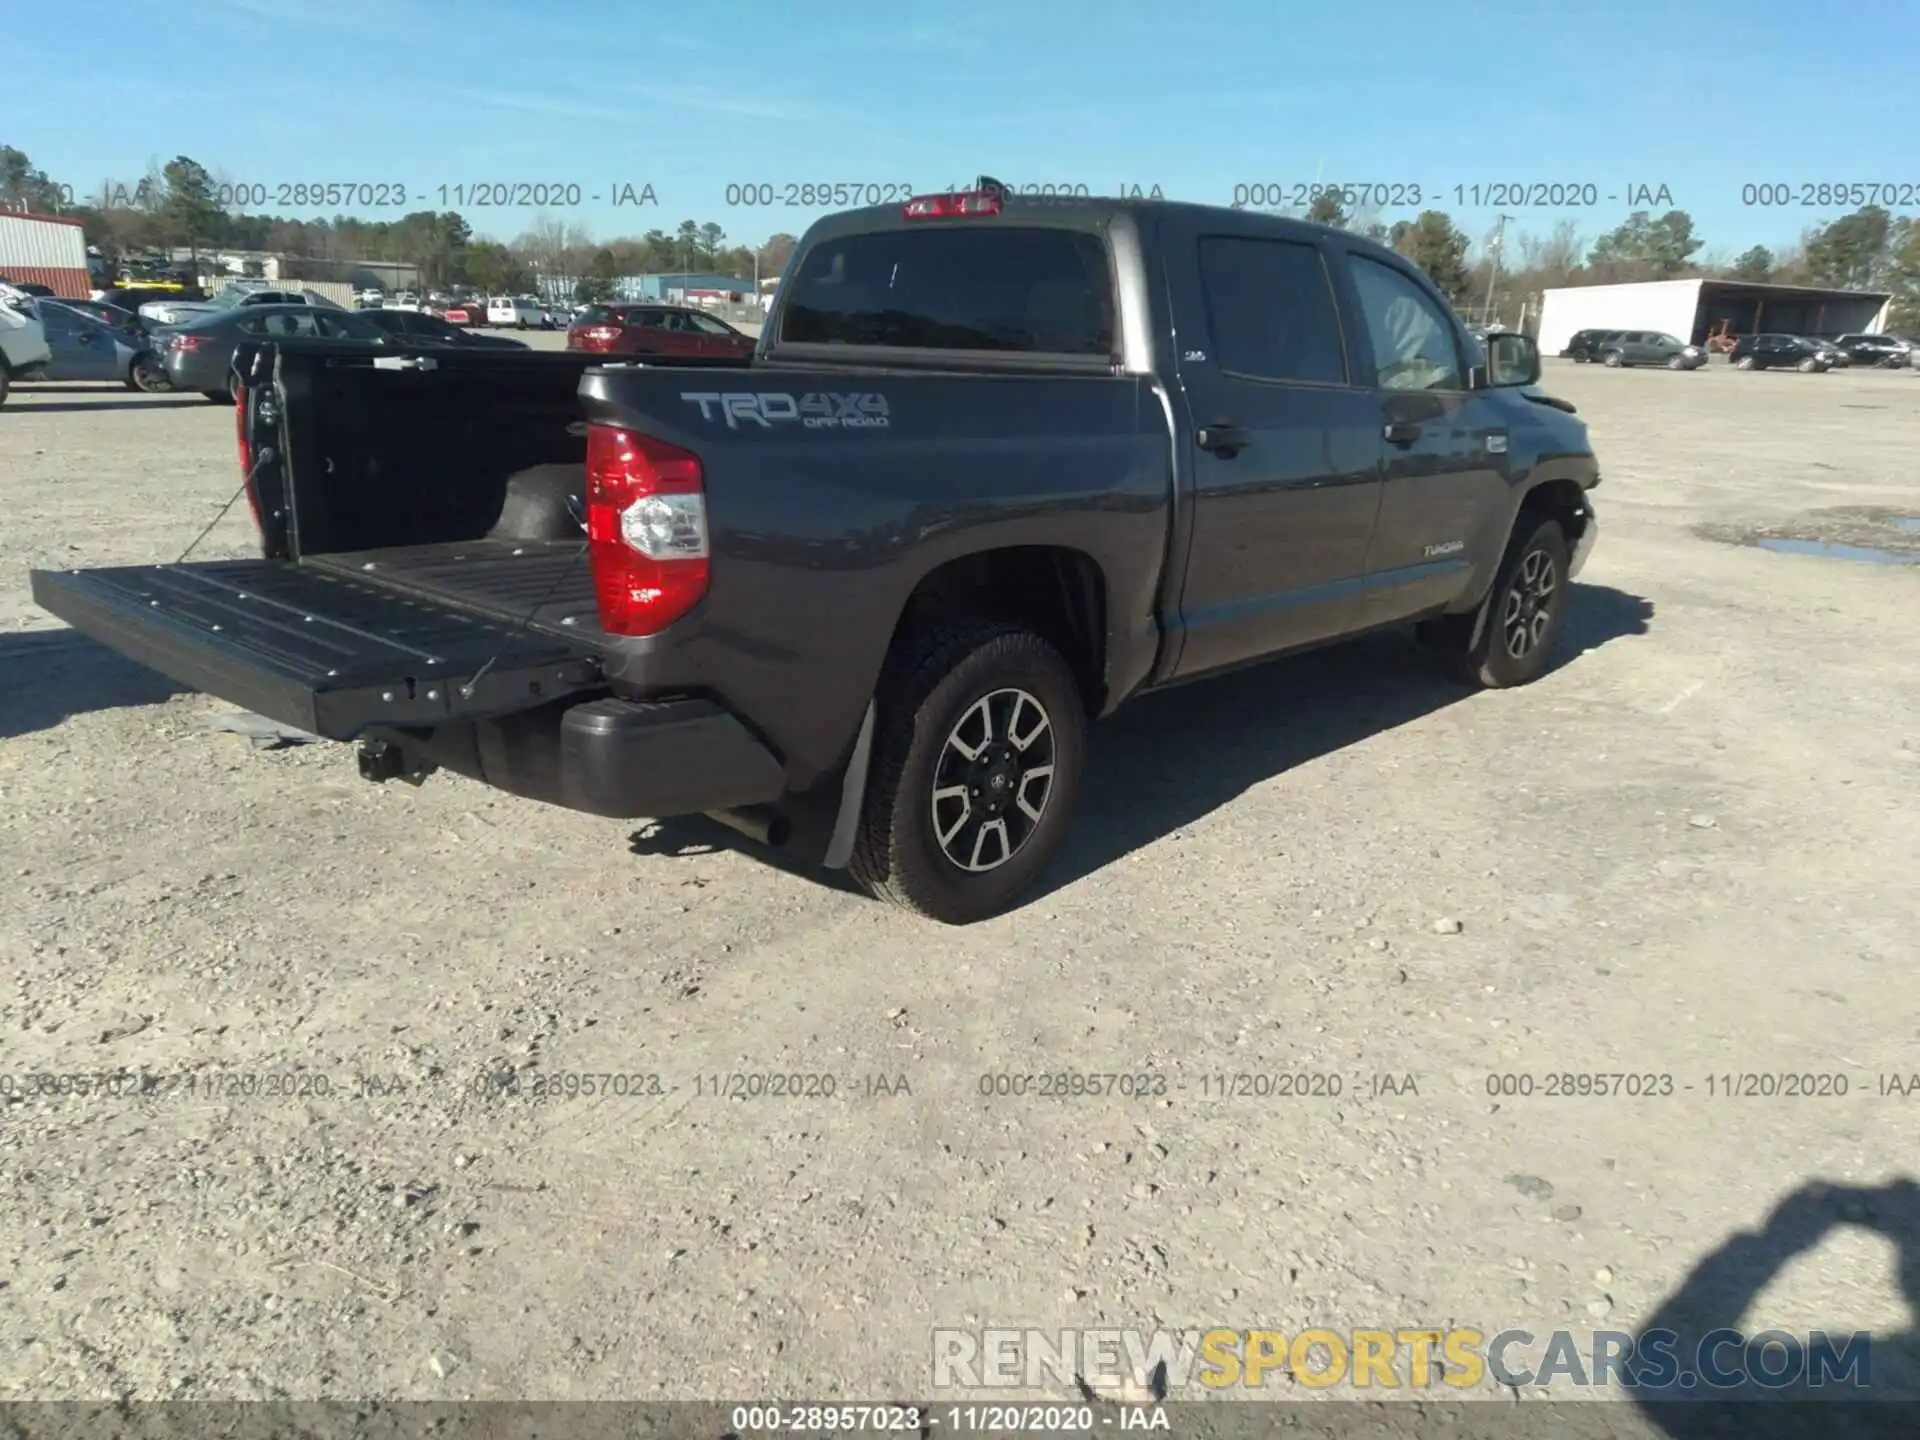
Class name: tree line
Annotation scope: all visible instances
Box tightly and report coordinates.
[6,145,1919,326]
[0,147,797,300]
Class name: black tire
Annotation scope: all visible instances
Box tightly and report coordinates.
[0,366,10,407]
[1602,350,1624,367]
[1667,355,1685,370]
[129,356,170,392]
[1735,355,1757,371]
[1429,516,1571,689]
[201,389,232,404]
[1796,357,1818,373]
[849,619,1087,924]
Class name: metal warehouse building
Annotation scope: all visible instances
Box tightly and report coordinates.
[0,211,91,297]
[1537,278,1893,356]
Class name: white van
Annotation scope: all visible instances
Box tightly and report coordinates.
[487,295,546,329]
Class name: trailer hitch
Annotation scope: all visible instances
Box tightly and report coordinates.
[357,739,437,786]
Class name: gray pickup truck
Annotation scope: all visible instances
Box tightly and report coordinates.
[31,187,1599,923]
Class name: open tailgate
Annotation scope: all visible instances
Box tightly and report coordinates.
[29,559,605,740]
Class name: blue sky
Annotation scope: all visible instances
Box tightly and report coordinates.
[12,0,1919,260]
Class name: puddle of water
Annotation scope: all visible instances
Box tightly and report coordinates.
[1889,516,1920,534]
[1757,538,1918,565]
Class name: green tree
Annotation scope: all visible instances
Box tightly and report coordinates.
[673,218,700,273]
[1589,209,1703,279]
[160,156,223,257]
[1306,191,1348,229]
[1804,205,1893,289]
[697,221,726,266]
[1392,211,1471,301]
[465,241,530,295]
[1884,217,1920,333]
[0,145,69,211]
[1728,244,1774,282]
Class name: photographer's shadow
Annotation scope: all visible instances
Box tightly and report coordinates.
[1631,1177,1920,1439]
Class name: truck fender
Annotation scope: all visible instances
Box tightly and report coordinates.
[821,700,876,869]
[1466,469,1595,649]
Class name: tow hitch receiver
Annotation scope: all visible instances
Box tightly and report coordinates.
[358,739,436,786]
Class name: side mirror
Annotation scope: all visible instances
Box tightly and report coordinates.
[1486,332,1541,387]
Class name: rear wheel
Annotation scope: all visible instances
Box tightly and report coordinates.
[1423,516,1571,690]
[129,355,170,392]
[850,619,1087,924]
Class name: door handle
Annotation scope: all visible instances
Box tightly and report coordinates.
[1383,421,1421,447]
[1197,423,1252,457]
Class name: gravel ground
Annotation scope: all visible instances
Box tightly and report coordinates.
[1,360,1916,1410]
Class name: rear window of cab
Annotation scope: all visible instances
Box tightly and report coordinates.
[779,227,1114,355]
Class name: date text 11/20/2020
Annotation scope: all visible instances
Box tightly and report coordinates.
[129,181,662,211]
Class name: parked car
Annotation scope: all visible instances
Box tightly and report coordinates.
[383,291,423,312]
[356,288,387,309]
[487,295,547,329]
[57,296,147,332]
[34,189,1600,922]
[1561,328,1624,362]
[1730,333,1831,372]
[1831,333,1913,368]
[355,308,531,349]
[0,279,57,297]
[156,304,393,400]
[142,285,346,327]
[35,299,170,391]
[567,303,756,359]
[1595,331,1705,370]
[0,289,53,406]
[1807,338,1848,368]
[440,300,485,327]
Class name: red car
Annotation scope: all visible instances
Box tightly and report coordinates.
[566,303,754,359]
[441,302,484,327]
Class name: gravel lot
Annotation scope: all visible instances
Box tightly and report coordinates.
[1,359,1916,1412]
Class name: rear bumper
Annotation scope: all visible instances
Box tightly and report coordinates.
[372,695,786,819]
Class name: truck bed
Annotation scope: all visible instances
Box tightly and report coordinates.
[306,539,600,634]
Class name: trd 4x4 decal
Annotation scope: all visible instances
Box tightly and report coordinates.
[681,391,890,430]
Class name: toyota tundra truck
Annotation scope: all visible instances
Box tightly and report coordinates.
[29,186,1599,923]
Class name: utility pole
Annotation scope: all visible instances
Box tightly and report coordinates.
[1481,213,1514,325]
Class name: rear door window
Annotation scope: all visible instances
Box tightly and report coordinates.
[1195,235,1346,384]
[779,226,1114,355]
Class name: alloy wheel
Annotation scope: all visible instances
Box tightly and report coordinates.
[930,687,1056,873]
[1501,548,1559,661]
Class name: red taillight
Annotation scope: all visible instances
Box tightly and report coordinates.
[903,189,1002,219]
[235,382,264,538]
[584,424,709,636]
[171,334,203,351]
